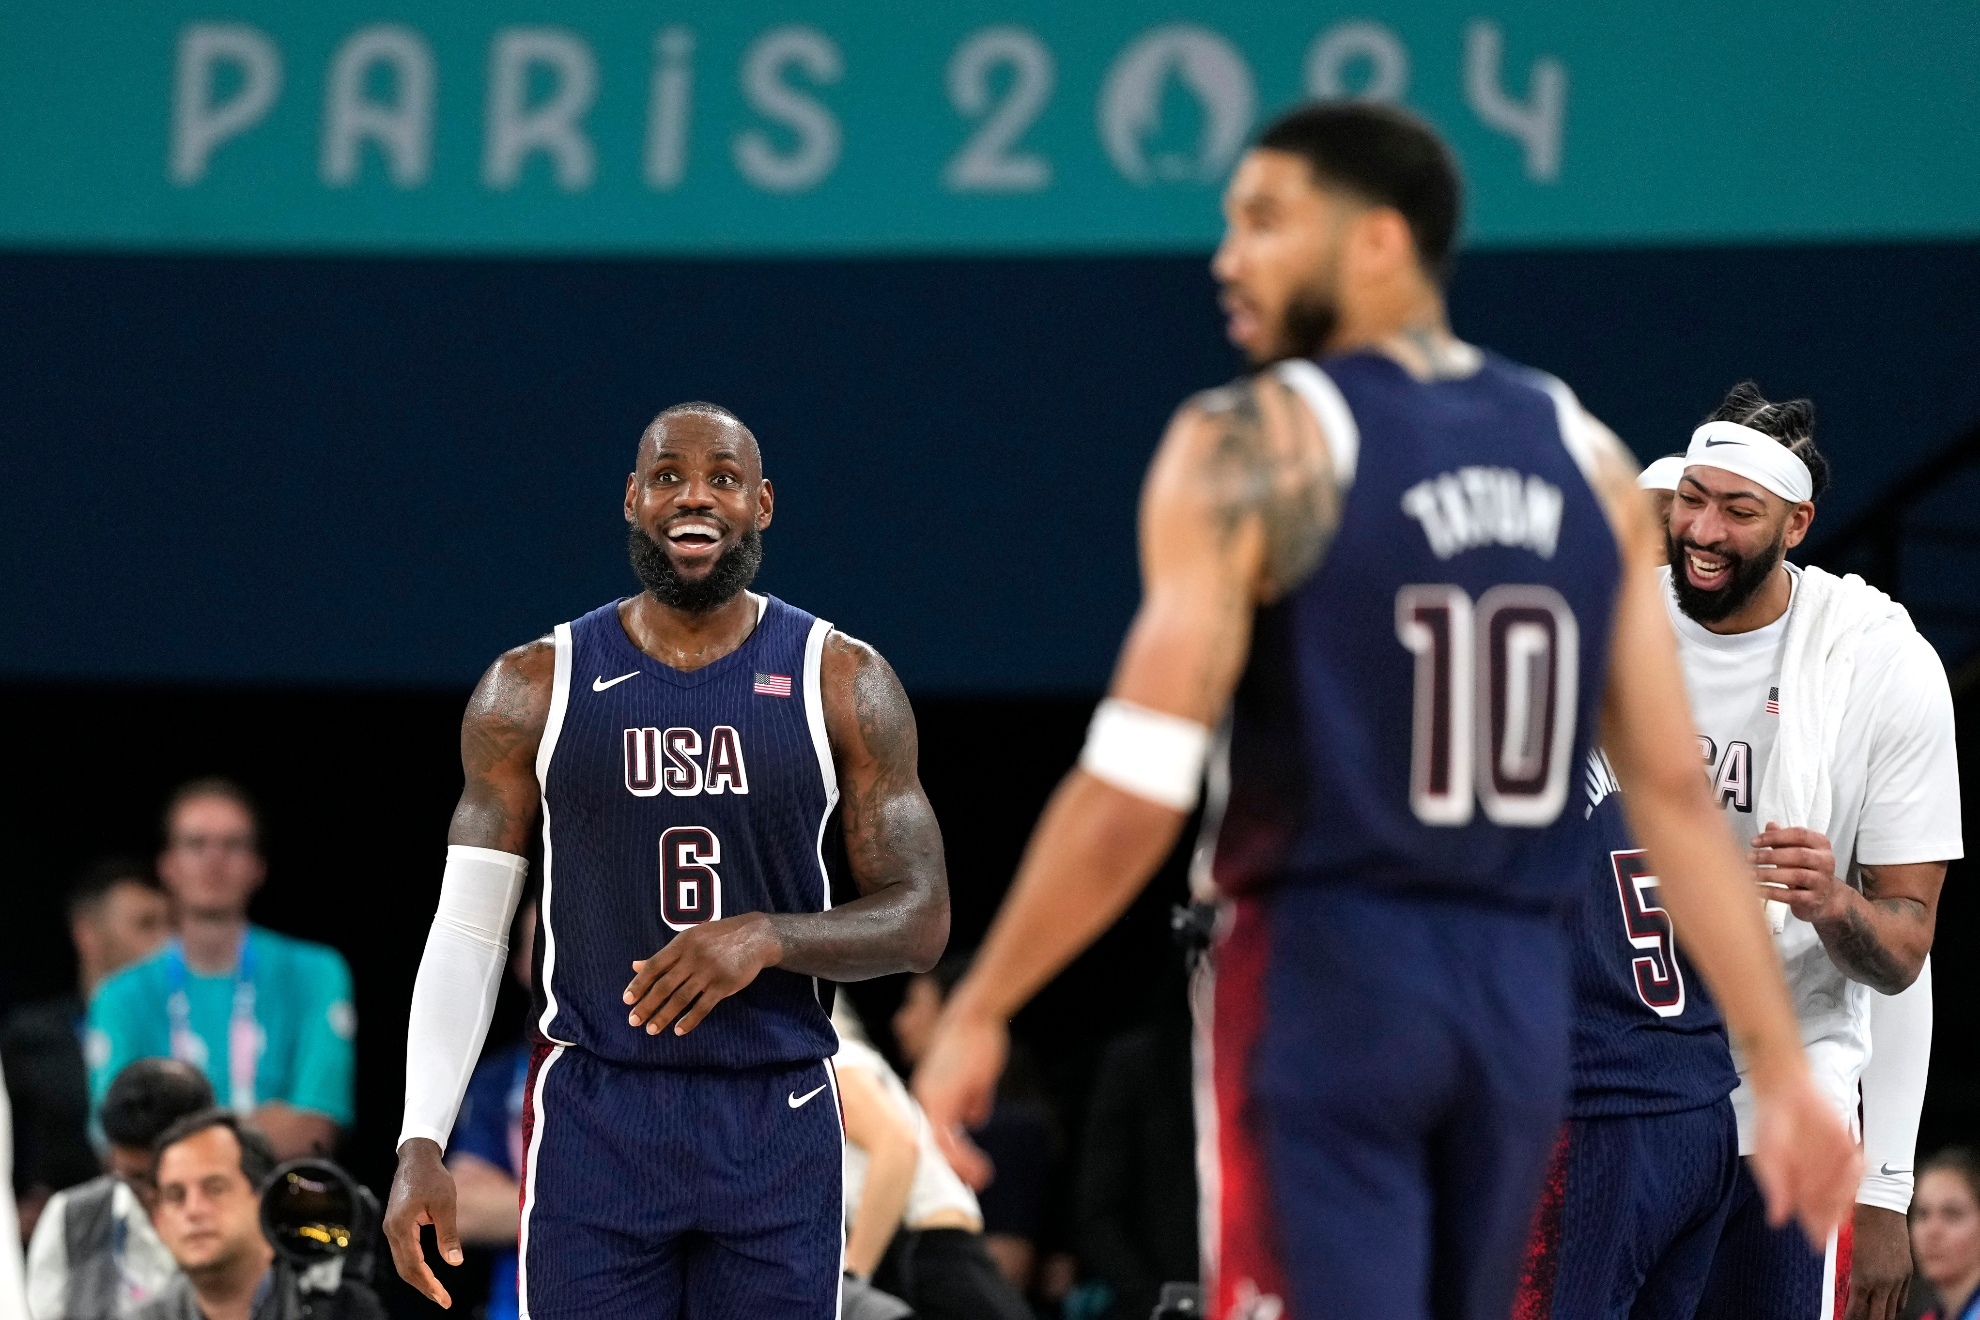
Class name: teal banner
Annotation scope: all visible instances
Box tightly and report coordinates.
[2,2,1975,254]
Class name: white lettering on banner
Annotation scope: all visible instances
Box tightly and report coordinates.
[1400,468,1565,560]
[1099,24,1255,184]
[945,27,1054,193]
[161,17,1574,201]
[733,26,843,193]
[483,27,598,191]
[322,24,434,188]
[1305,21,1409,102]
[644,26,694,190]
[171,23,283,184]
[1464,20,1566,183]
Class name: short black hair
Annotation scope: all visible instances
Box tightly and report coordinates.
[68,856,159,923]
[1255,101,1463,282]
[162,776,260,846]
[152,1108,278,1192]
[641,402,762,470]
[1706,381,1830,503]
[101,1059,216,1151]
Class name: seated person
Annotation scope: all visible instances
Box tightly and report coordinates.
[27,1059,212,1320]
[834,1006,1028,1320]
[135,1110,384,1320]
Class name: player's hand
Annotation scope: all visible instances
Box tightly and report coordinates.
[909,1005,1005,1191]
[384,1137,460,1309]
[1746,1068,1862,1249]
[624,911,779,1037]
[1845,1204,1913,1320]
[1752,823,1845,923]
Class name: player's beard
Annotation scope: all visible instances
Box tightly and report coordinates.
[1667,527,1784,624]
[627,523,764,613]
[1277,281,1341,363]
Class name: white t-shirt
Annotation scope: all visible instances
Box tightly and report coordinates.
[835,1037,981,1232]
[1664,566,1963,1152]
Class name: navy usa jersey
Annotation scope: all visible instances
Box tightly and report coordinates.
[1209,350,1620,906]
[532,595,840,1068]
[1565,750,1737,1117]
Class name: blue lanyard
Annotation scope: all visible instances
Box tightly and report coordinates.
[164,934,261,1112]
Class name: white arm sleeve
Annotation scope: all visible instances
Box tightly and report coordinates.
[397,845,529,1153]
[1858,956,1932,1213]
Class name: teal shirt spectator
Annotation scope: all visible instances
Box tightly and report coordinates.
[85,927,355,1125]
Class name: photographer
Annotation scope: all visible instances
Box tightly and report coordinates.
[134,1112,381,1320]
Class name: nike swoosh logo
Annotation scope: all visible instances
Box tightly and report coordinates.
[1881,1163,1912,1176]
[788,1084,828,1110]
[1701,437,1742,447]
[592,671,640,692]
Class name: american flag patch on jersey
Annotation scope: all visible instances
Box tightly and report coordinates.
[753,672,793,697]
[1766,686,1780,715]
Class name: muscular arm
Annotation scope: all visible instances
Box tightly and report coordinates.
[1583,415,1859,1239]
[913,374,1336,1143]
[386,641,549,1309]
[622,633,949,1036]
[1800,858,1943,995]
[447,640,554,852]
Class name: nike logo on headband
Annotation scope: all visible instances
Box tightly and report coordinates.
[1701,437,1743,447]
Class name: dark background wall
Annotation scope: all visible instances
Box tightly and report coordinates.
[5,243,1978,691]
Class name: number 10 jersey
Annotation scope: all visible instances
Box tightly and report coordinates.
[532,595,841,1068]
[1206,350,1622,908]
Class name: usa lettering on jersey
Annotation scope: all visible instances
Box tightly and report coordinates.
[1695,736,1752,812]
[624,726,751,797]
[1400,467,1564,560]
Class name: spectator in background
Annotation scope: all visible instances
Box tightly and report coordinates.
[27,1060,212,1320]
[134,1110,383,1320]
[87,780,355,1161]
[1076,1011,1198,1320]
[1913,1148,1980,1320]
[4,860,170,1235]
[893,955,1060,1298]
[444,902,535,1320]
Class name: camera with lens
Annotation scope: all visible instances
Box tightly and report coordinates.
[259,1159,384,1320]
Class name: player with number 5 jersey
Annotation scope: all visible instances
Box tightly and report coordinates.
[912,103,1859,1320]
[383,403,950,1320]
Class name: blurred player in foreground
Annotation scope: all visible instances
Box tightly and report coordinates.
[385,403,950,1318]
[912,103,1858,1320]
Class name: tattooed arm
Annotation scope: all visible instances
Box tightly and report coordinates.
[622,633,949,1035]
[1759,828,1941,994]
[389,640,552,1309]
[910,374,1338,1176]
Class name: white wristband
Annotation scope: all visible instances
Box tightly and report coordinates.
[1078,698,1212,812]
[398,845,529,1154]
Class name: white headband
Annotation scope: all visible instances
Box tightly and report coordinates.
[1637,455,1685,492]
[1685,421,1813,503]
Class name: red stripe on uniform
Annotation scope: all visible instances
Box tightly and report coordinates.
[517,1041,554,1220]
[1832,1215,1854,1320]
[1206,896,1293,1320]
[1513,1126,1571,1320]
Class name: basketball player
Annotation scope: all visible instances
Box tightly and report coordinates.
[912,103,1858,1320]
[1659,385,1958,1320]
[383,403,951,1318]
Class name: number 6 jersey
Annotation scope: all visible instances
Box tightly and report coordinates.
[1205,349,1621,907]
[531,595,841,1068]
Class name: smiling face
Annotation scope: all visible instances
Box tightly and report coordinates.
[1667,465,1813,625]
[1914,1168,1980,1294]
[623,408,774,613]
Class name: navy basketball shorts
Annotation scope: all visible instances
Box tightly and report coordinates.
[1516,1098,1739,1320]
[1694,1160,1852,1320]
[1196,885,1571,1320]
[517,1044,844,1320]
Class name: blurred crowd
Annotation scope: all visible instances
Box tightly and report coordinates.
[6,777,1978,1320]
